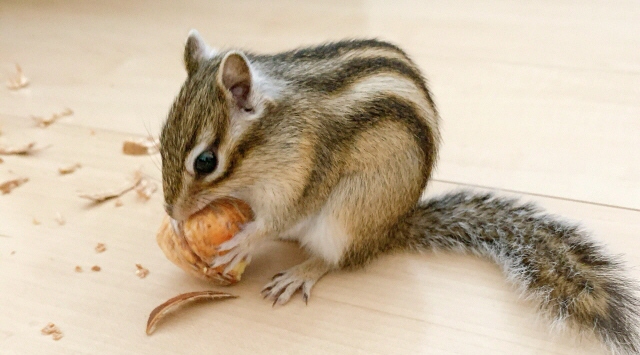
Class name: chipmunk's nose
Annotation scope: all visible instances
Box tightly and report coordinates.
[165,204,184,235]
[164,203,174,216]
[165,203,190,222]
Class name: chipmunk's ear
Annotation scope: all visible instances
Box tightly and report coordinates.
[217,51,253,110]
[184,29,216,76]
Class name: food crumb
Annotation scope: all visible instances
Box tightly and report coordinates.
[135,178,157,200]
[58,163,82,175]
[135,264,149,279]
[114,198,123,207]
[91,265,101,272]
[0,142,46,155]
[6,64,29,90]
[95,243,106,253]
[32,108,74,128]
[74,266,83,272]
[55,212,66,225]
[10,251,15,255]
[0,177,29,194]
[89,129,96,135]
[122,137,159,155]
[41,323,63,340]
[32,217,41,225]
[41,323,57,334]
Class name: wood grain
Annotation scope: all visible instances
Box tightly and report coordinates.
[1,1,638,354]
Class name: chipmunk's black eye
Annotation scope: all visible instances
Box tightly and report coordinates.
[194,150,217,175]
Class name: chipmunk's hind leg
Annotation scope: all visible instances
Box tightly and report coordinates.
[262,119,428,306]
[261,256,332,306]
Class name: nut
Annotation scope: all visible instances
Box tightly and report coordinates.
[156,198,253,285]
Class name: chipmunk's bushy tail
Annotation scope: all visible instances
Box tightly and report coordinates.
[395,190,640,354]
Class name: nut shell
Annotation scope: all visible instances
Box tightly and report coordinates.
[156,199,253,285]
[146,291,237,335]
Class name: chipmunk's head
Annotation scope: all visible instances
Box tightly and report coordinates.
[160,30,273,221]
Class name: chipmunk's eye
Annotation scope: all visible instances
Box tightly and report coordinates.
[194,150,217,175]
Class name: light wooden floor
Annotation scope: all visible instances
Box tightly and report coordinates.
[1,1,639,354]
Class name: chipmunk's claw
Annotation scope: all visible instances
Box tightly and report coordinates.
[261,258,329,306]
[262,275,305,306]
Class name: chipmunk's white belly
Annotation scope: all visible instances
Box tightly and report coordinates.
[280,211,349,267]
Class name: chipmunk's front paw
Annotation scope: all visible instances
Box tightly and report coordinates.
[211,221,266,272]
[261,258,331,306]
[210,246,251,274]
[211,222,261,273]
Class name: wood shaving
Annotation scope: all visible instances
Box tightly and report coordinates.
[74,266,83,272]
[41,323,57,335]
[135,264,149,279]
[95,243,106,253]
[6,64,29,90]
[0,142,47,155]
[135,178,157,200]
[58,163,81,175]
[55,212,65,225]
[122,137,160,155]
[1,177,28,194]
[78,183,137,202]
[78,172,142,203]
[0,157,3,163]
[32,217,40,225]
[91,265,101,272]
[79,170,155,203]
[114,198,123,207]
[32,108,74,128]
[41,323,63,341]
[146,291,237,335]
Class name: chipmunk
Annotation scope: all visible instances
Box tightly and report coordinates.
[160,30,639,354]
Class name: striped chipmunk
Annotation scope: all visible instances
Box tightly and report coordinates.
[160,30,640,354]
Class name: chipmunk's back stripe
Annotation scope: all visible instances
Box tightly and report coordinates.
[300,95,436,202]
[266,39,407,62]
[350,96,436,175]
[299,57,433,105]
